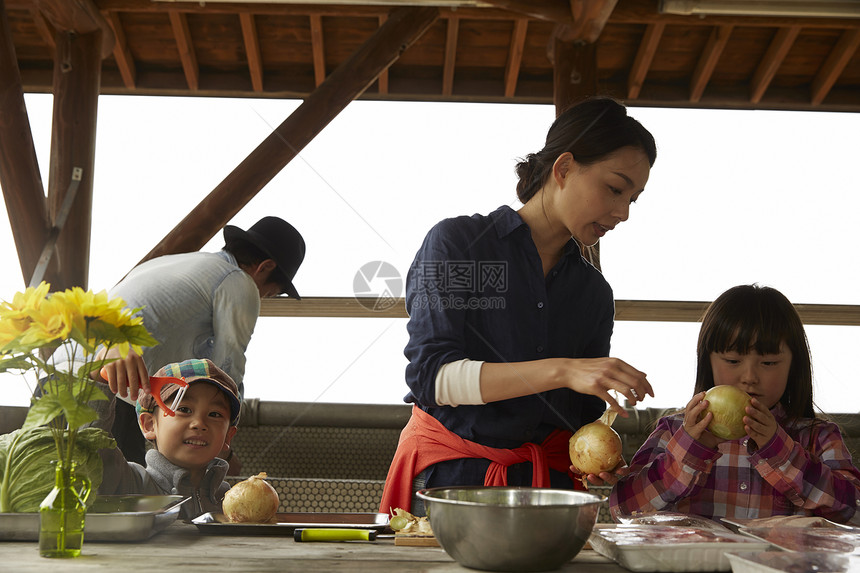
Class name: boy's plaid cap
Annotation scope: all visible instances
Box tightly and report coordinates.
[136,358,241,426]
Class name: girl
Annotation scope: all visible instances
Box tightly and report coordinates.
[611,284,860,524]
[380,97,657,514]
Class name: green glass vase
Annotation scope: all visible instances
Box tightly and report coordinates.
[38,460,91,558]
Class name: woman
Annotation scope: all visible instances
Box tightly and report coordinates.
[380,97,657,514]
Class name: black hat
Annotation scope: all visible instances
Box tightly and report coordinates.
[223,216,305,299]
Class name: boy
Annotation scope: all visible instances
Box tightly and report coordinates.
[98,358,241,520]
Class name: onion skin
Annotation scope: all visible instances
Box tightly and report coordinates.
[569,420,623,475]
[222,472,280,523]
[702,385,752,440]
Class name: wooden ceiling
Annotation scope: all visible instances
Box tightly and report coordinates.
[5,0,860,112]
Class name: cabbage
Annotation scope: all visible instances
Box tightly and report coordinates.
[0,426,115,513]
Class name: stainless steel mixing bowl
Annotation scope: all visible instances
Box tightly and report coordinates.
[416,486,604,572]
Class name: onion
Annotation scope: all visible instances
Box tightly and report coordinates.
[701,385,751,440]
[222,472,280,523]
[569,411,623,476]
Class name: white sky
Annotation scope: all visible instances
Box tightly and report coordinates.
[2,95,860,414]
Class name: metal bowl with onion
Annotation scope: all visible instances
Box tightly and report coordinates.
[416,486,604,572]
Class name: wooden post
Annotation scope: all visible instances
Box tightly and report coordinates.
[140,6,439,263]
[0,0,52,285]
[552,35,601,270]
[44,29,102,291]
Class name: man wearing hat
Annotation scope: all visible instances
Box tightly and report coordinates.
[86,216,305,469]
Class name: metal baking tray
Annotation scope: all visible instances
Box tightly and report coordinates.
[0,495,188,541]
[192,512,389,536]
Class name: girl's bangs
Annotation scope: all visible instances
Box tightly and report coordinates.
[707,308,786,356]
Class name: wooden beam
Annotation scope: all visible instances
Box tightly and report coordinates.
[102,10,136,89]
[750,25,801,104]
[139,7,440,263]
[610,0,860,30]
[35,0,860,29]
[33,0,114,58]
[504,18,528,98]
[260,296,860,326]
[260,297,860,326]
[551,33,600,269]
[0,0,51,284]
[628,22,665,100]
[811,28,860,105]
[566,0,619,43]
[168,10,198,91]
[309,14,326,87]
[376,15,388,95]
[239,12,263,92]
[690,25,733,102]
[29,6,56,50]
[44,29,102,291]
[552,32,598,112]
[442,16,458,96]
[479,0,573,24]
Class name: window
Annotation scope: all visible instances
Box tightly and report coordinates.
[2,97,858,414]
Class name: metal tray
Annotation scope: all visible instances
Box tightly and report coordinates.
[192,512,389,536]
[0,495,188,542]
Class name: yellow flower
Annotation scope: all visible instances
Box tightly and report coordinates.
[20,293,74,347]
[0,282,50,351]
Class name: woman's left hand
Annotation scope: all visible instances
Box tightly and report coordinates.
[743,398,778,446]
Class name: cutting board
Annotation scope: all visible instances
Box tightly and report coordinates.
[394,534,440,547]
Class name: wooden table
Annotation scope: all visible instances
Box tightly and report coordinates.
[0,522,627,572]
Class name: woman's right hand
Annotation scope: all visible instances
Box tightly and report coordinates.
[559,357,653,417]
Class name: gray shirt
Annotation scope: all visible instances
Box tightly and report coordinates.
[111,249,260,396]
[99,447,231,520]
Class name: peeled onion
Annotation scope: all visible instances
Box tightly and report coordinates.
[222,472,279,523]
[701,385,751,440]
[569,415,623,476]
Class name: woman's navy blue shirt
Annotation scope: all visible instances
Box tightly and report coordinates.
[403,205,614,489]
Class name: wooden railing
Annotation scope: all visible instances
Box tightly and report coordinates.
[262,298,860,326]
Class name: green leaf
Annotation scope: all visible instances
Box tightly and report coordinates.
[0,427,115,512]
[0,355,36,374]
[121,323,159,347]
[66,325,97,355]
[85,319,125,344]
[56,390,99,429]
[22,396,64,430]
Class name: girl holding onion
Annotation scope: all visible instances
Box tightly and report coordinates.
[611,284,860,524]
[380,97,657,515]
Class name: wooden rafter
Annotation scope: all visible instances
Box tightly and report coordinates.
[28,6,56,50]
[504,18,528,98]
[239,13,263,92]
[102,10,136,89]
[442,16,459,96]
[566,0,619,43]
[33,0,114,57]
[260,297,860,327]
[139,7,440,262]
[627,22,665,100]
[811,29,860,105]
[0,0,51,283]
[310,14,325,87]
[45,29,102,290]
[480,0,572,24]
[690,25,733,102]
[376,14,388,95]
[750,25,801,104]
[168,10,198,91]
